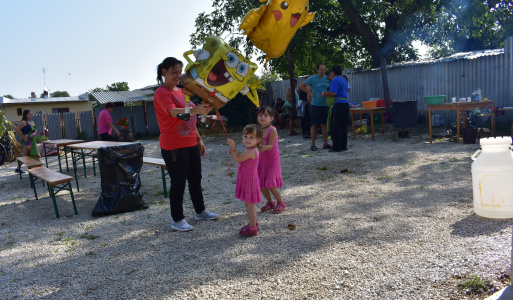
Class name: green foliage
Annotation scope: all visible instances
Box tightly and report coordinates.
[457,275,491,294]
[2,95,13,99]
[50,91,70,97]
[106,82,129,91]
[190,0,511,77]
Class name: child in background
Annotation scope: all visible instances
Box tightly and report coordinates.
[257,106,285,213]
[227,124,263,237]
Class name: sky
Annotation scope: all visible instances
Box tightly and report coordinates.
[0,0,217,99]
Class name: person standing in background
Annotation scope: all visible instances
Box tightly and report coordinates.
[299,63,332,151]
[285,79,299,136]
[323,65,349,152]
[97,102,120,141]
[298,76,311,139]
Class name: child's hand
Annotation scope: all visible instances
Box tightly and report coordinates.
[227,138,235,148]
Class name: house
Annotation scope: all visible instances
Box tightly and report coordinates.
[0,92,92,122]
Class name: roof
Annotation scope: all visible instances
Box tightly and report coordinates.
[90,90,154,104]
[354,48,505,73]
[0,94,89,104]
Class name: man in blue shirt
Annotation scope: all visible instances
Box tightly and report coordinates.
[299,63,332,151]
[323,65,349,152]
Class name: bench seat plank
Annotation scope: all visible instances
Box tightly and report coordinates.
[17,156,44,168]
[28,167,74,186]
[143,157,167,169]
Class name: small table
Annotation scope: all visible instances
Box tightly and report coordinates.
[428,101,494,143]
[67,141,136,191]
[42,139,85,173]
[350,107,387,141]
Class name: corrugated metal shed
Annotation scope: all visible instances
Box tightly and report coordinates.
[0,94,89,104]
[90,90,154,104]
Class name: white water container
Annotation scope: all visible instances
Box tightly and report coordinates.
[471,137,513,218]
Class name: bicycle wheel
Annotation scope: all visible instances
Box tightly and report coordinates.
[0,143,6,166]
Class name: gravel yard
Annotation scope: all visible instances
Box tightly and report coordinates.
[1,126,511,299]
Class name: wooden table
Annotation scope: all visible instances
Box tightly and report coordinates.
[67,141,137,191]
[428,101,494,143]
[42,139,85,173]
[350,107,387,141]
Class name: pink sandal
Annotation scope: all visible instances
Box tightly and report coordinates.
[261,201,276,212]
[273,202,286,214]
[239,225,258,237]
[241,222,259,230]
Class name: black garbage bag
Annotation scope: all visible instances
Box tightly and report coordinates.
[92,143,148,217]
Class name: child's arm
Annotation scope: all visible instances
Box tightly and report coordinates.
[260,127,278,151]
[227,138,256,162]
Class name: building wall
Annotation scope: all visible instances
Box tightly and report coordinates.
[2,101,92,121]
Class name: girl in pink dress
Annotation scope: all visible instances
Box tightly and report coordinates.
[227,124,263,237]
[257,106,285,213]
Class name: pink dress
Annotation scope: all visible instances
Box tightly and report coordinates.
[235,148,262,204]
[258,126,283,189]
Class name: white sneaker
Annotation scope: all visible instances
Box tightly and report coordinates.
[171,219,194,231]
[195,210,218,221]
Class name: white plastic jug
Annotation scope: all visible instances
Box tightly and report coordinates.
[471,137,513,218]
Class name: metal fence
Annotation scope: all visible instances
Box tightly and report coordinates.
[269,36,513,125]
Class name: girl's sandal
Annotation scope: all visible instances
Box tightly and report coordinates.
[261,201,276,212]
[239,226,258,237]
[273,202,286,214]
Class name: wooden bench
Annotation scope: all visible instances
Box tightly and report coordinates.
[143,157,168,198]
[17,156,43,179]
[28,167,77,218]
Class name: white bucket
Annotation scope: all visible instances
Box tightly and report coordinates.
[471,137,513,218]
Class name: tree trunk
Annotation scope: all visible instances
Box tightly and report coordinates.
[287,52,296,105]
[380,57,392,112]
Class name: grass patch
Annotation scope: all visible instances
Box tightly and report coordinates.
[457,275,491,295]
[85,224,95,230]
[224,200,233,204]
[316,165,328,171]
[79,234,99,240]
[155,200,167,206]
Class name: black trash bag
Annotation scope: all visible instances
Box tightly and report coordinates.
[92,143,148,217]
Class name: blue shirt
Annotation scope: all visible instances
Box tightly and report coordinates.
[304,75,331,106]
[329,76,349,103]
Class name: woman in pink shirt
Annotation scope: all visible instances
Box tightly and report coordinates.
[97,102,120,141]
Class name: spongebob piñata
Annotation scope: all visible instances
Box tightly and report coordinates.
[181,36,261,109]
[240,0,315,62]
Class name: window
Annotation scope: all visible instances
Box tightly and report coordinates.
[17,108,22,116]
[52,108,69,113]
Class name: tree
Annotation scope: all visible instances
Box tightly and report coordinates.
[191,0,511,109]
[106,82,129,91]
[50,91,70,97]
[2,95,13,99]
[417,0,513,57]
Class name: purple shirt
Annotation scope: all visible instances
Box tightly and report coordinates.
[98,108,113,135]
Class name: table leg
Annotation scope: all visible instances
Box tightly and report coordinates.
[161,167,167,198]
[429,107,432,143]
[48,186,60,219]
[81,149,87,178]
[44,144,49,168]
[381,112,385,134]
[370,112,375,141]
[72,151,80,192]
[64,147,70,172]
[457,108,461,143]
[351,111,356,139]
[491,106,495,136]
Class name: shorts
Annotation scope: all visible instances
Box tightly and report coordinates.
[311,105,328,125]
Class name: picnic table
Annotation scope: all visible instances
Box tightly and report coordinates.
[428,101,494,143]
[350,107,387,141]
[42,139,85,173]
[67,141,137,191]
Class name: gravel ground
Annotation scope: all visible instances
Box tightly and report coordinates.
[0,126,511,299]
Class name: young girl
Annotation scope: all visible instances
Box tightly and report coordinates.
[15,110,41,172]
[227,124,263,237]
[257,106,285,213]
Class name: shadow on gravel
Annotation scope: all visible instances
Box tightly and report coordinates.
[450,214,513,237]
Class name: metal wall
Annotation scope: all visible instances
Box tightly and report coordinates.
[146,102,160,137]
[79,111,95,141]
[269,37,513,124]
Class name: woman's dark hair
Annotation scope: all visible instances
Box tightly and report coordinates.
[342,75,349,82]
[331,65,342,76]
[258,106,274,118]
[105,102,115,109]
[156,57,183,86]
[21,110,31,121]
